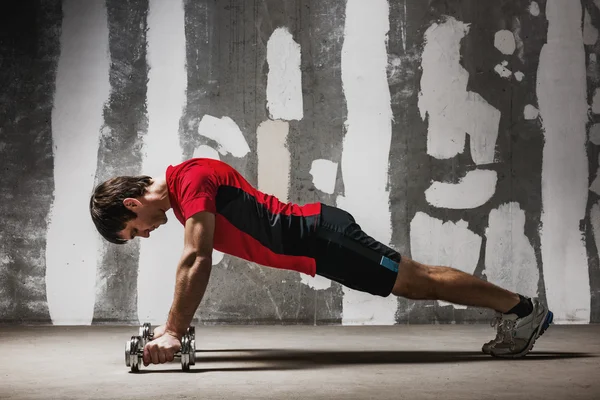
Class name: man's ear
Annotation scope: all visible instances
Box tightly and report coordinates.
[123,198,142,210]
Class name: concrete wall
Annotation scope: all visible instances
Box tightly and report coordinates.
[0,0,598,326]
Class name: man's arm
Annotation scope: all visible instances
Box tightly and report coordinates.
[164,211,215,340]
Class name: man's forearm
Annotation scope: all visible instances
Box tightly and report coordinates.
[165,252,212,339]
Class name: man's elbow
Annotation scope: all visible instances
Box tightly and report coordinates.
[194,255,212,271]
[182,249,212,270]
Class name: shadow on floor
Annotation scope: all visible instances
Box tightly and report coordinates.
[131,349,596,374]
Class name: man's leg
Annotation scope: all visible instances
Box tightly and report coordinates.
[390,256,520,313]
[313,203,552,357]
[391,256,553,358]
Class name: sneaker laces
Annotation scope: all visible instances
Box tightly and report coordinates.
[488,314,518,347]
[486,313,504,345]
[498,317,518,350]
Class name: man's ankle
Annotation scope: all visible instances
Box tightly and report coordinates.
[504,294,533,318]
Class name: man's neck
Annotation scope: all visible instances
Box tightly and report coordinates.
[147,177,171,211]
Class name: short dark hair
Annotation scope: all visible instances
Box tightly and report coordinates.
[89,176,152,244]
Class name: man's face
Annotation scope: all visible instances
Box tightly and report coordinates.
[119,202,168,241]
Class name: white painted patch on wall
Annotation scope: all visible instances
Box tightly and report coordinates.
[484,203,539,297]
[193,145,220,160]
[514,71,525,81]
[494,63,512,79]
[0,253,13,313]
[584,10,598,46]
[137,0,187,325]
[410,212,482,309]
[310,159,338,194]
[266,27,303,121]
[425,169,497,209]
[529,2,540,17]
[591,204,600,272]
[212,250,224,266]
[300,274,333,290]
[46,0,110,325]
[198,115,250,157]
[338,0,396,325]
[538,0,590,323]
[524,105,540,120]
[589,124,600,145]
[495,30,516,55]
[257,120,290,202]
[419,17,501,165]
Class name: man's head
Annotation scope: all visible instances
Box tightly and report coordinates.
[90,176,168,244]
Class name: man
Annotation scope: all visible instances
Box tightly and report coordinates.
[90,158,553,366]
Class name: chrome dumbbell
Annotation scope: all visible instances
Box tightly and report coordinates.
[125,323,196,372]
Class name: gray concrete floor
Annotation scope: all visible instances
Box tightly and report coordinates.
[0,324,598,400]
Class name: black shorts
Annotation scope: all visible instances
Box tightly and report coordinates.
[313,204,401,297]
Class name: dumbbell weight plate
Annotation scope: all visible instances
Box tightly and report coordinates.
[187,326,195,341]
[180,335,190,371]
[125,339,131,367]
[139,322,152,344]
[190,338,196,365]
[127,336,142,372]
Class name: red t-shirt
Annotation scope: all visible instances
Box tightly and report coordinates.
[166,158,321,276]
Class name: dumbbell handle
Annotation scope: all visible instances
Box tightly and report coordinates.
[131,348,187,357]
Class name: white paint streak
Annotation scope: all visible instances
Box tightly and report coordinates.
[46,0,109,325]
[584,10,598,46]
[257,120,290,202]
[138,0,187,325]
[419,18,501,165]
[484,203,539,297]
[309,159,338,194]
[0,252,13,313]
[266,27,303,121]
[425,169,497,209]
[193,145,220,160]
[494,64,512,78]
[530,2,540,16]
[401,0,407,53]
[591,204,600,273]
[197,115,250,158]
[524,104,540,120]
[495,30,516,55]
[538,0,590,323]
[338,0,396,325]
[410,212,482,309]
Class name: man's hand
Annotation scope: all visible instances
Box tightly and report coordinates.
[143,333,181,366]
